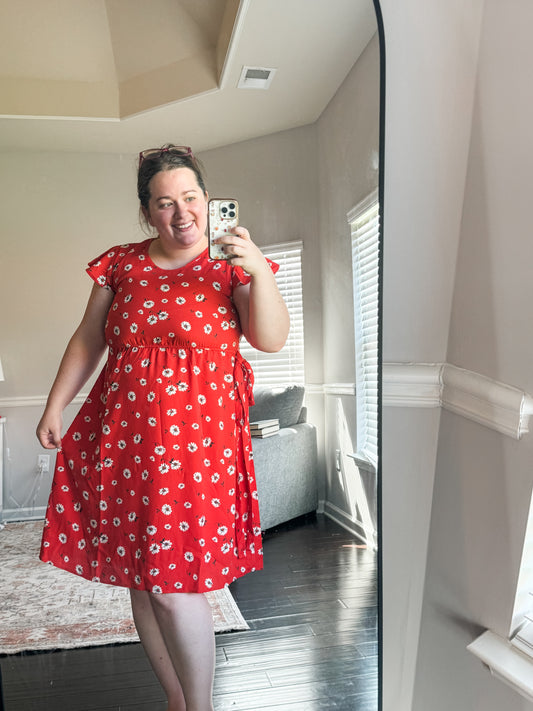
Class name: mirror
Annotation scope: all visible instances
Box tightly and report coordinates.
[0,0,383,708]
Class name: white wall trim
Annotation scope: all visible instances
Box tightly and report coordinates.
[468,630,533,704]
[382,363,442,408]
[323,383,357,396]
[3,365,533,439]
[0,394,88,409]
[383,362,533,440]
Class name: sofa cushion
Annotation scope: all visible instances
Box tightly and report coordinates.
[249,384,305,429]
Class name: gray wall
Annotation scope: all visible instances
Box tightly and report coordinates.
[379,0,485,708]
[413,1,533,709]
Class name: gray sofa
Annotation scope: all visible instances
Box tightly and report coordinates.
[249,385,318,531]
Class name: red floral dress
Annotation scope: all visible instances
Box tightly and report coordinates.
[40,239,276,593]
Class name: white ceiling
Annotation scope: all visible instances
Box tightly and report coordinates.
[0,0,377,154]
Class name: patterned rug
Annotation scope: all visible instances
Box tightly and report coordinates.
[0,520,248,655]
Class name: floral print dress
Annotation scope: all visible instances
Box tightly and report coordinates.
[40,239,276,593]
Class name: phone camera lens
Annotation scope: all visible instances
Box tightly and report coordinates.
[228,203,235,210]
[221,206,228,214]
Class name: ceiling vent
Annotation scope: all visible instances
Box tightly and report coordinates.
[237,66,277,90]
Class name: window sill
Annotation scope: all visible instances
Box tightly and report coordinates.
[468,630,533,702]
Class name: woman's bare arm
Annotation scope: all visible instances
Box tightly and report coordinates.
[36,283,114,449]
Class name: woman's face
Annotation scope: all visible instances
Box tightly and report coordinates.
[143,167,208,250]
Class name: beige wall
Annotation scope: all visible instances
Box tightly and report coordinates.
[413,1,533,710]
[0,152,144,513]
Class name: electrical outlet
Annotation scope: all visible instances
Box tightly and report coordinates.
[38,454,50,473]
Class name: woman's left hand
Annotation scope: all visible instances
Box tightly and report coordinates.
[216,227,271,276]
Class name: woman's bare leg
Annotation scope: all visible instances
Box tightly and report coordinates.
[130,589,186,711]
[149,591,216,711]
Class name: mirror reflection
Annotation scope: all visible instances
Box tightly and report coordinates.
[0,0,382,708]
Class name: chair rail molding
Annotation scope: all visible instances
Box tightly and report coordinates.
[383,362,533,440]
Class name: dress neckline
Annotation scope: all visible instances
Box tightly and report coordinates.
[144,238,209,272]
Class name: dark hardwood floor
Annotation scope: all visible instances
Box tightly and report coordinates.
[0,514,378,710]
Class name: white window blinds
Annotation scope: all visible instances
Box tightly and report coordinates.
[349,190,380,467]
[238,241,304,386]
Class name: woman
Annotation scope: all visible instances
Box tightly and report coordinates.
[36,145,290,711]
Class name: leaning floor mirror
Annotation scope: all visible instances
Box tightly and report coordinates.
[0,0,384,708]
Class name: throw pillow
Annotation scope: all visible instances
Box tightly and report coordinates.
[249,385,305,429]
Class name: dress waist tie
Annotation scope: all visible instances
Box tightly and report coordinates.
[233,351,256,559]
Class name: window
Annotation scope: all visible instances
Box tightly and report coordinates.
[348,190,380,466]
[239,241,304,386]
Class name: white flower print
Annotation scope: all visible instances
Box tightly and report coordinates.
[159,487,169,495]
[127,391,136,401]
[59,533,67,543]
[169,425,180,436]
[187,442,198,453]
[223,448,232,458]
[159,311,169,320]
[130,322,138,333]
[161,504,172,516]
[170,460,182,470]
[179,521,189,531]
[147,315,158,325]
[56,503,64,513]
[123,469,132,479]
[213,281,221,291]
[147,392,156,402]
[147,525,157,535]
[150,543,160,554]
[181,321,191,331]
[117,546,126,557]
[176,296,186,305]
[184,552,194,562]
[205,579,213,589]
[178,382,188,392]
[167,408,177,416]
[160,284,170,292]
[204,324,212,334]
[162,368,174,377]
[148,417,157,427]
[211,498,221,508]
[118,440,126,449]
[142,358,150,367]
[193,472,202,483]
[166,385,177,395]
[144,300,155,308]
[161,539,172,550]
[128,512,137,522]
[159,463,169,474]
[154,445,166,455]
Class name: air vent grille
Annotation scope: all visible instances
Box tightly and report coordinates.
[237,66,277,90]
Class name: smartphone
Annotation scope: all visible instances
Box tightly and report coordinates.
[208,198,239,260]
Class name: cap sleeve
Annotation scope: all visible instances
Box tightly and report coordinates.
[231,258,279,288]
[86,244,130,291]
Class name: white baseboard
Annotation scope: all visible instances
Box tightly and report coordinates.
[321,500,377,549]
[1,506,46,522]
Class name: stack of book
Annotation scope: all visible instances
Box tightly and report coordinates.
[250,418,280,438]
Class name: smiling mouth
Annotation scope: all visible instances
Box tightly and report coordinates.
[175,221,194,231]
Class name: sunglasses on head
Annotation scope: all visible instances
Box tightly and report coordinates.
[138,146,194,167]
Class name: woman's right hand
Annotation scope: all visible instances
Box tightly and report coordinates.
[36,410,63,450]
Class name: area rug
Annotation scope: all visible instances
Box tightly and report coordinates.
[0,520,248,655]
